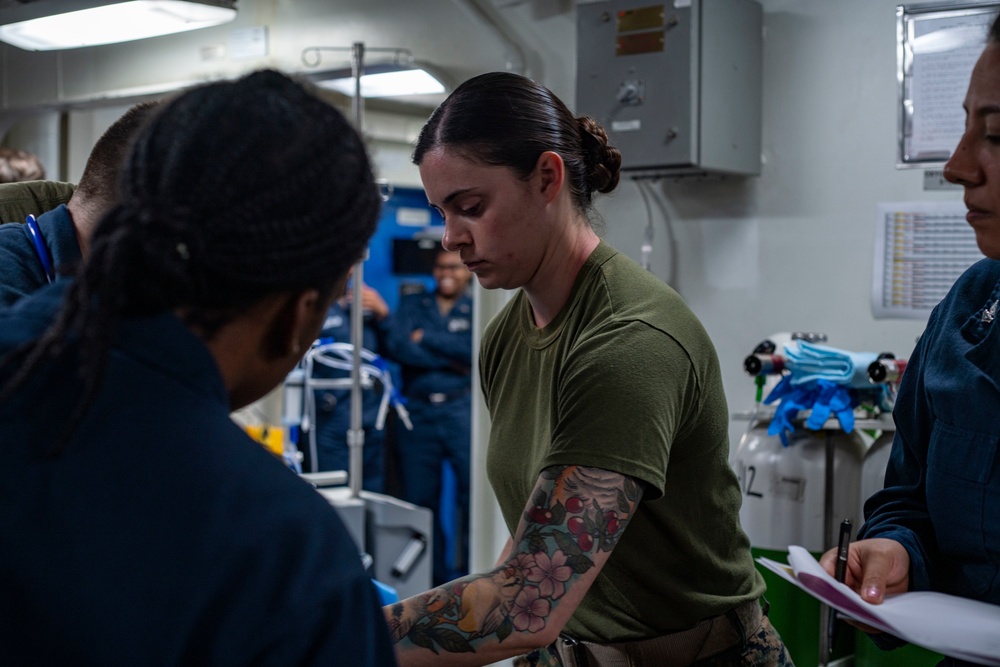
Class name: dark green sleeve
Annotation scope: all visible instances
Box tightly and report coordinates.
[0,181,76,224]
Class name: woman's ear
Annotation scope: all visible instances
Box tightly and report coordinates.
[262,289,325,360]
[534,150,566,203]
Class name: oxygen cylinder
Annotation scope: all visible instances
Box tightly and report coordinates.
[860,430,893,519]
[733,411,866,553]
[732,406,865,666]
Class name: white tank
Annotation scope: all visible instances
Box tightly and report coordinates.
[732,411,867,552]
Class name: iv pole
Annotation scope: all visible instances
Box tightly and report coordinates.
[347,41,366,500]
[301,42,411,498]
[300,43,431,589]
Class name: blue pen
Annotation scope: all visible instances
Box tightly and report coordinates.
[25,214,56,284]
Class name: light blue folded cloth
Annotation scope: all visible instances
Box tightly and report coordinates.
[783,341,879,389]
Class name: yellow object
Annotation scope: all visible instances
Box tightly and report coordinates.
[243,423,284,459]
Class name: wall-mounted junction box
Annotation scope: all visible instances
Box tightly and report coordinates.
[576,0,763,177]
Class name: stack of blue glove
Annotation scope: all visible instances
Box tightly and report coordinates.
[763,342,885,446]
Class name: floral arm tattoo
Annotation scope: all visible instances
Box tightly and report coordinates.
[385,465,643,665]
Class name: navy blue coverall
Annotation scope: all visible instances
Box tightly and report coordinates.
[307,300,390,492]
[384,290,473,586]
[0,281,397,666]
[0,204,81,307]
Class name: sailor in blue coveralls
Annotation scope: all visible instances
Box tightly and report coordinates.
[0,102,158,307]
[384,248,473,586]
[309,282,392,492]
[819,26,1000,667]
[0,203,82,307]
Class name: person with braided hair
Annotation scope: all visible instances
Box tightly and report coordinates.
[0,70,396,666]
[383,72,791,667]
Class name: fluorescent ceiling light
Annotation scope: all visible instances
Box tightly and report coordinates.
[0,0,237,51]
[317,65,446,98]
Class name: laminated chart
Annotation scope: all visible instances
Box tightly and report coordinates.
[872,201,983,319]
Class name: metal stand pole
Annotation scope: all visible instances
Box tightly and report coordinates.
[347,41,366,499]
[818,430,836,665]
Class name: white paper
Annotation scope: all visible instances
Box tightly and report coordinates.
[903,10,993,163]
[758,546,1000,666]
[871,201,983,320]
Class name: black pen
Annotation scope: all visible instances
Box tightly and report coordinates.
[828,519,853,656]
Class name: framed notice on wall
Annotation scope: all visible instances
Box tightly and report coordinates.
[897,1,999,168]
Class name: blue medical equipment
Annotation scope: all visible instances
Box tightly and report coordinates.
[759,341,891,446]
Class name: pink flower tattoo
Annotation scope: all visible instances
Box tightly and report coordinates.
[511,585,551,633]
[526,550,573,599]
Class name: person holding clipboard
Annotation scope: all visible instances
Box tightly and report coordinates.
[820,12,1000,667]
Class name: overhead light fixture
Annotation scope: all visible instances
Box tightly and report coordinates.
[315,63,445,99]
[302,46,447,99]
[0,0,238,51]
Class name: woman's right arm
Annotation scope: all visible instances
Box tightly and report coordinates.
[385,464,643,667]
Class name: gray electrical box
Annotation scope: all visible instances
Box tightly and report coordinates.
[576,0,763,177]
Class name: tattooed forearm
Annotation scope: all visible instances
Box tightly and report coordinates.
[385,566,523,656]
[385,465,642,664]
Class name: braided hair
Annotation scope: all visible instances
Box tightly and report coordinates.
[0,69,381,451]
[412,71,622,218]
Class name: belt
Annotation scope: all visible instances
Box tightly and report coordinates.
[408,388,469,404]
[554,598,764,667]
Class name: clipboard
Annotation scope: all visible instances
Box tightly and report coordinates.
[758,545,1000,666]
